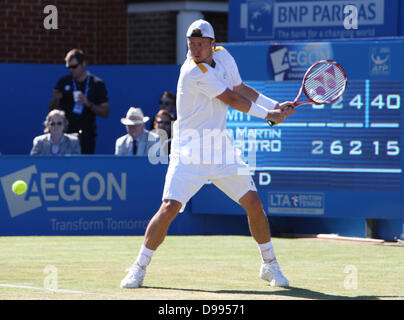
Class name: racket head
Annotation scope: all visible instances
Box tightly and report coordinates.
[301,60,347,105]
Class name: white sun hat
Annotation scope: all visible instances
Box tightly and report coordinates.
[121,107,150,125]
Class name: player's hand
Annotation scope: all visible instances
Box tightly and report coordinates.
[267,102,295,125]
[275,101,295,112]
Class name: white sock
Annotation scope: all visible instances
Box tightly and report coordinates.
[258,241,276,263]
[135,244,154,269]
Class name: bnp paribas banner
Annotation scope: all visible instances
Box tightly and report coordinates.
[228,0,400,42]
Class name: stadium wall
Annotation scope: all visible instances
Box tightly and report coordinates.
[0,0,127,64]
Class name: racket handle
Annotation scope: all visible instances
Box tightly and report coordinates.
[267,120,275,127]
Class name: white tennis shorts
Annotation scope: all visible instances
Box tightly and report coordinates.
[162,160,257,212]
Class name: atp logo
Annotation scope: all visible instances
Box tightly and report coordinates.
[0,165,42,218]
[370,47,390,75]
[0,165,127,218]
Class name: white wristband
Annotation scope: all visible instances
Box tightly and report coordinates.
[256,94,278,110]
[247,102,268,119]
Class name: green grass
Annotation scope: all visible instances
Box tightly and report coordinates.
[0,235,403,300]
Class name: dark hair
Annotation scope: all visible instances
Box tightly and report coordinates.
[159,91,176,104]
[155,109,175,121]
[65,48,86,64]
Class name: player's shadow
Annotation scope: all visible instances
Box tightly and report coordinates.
[143,285,398,300]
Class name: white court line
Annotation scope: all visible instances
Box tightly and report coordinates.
[0,283,119,298]
[0,283,89,294]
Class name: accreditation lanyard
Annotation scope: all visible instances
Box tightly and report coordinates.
[72,75,91,115]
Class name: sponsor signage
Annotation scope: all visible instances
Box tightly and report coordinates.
[229,0,400,42]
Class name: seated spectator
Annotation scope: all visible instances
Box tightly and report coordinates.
[30,110,81,155]
[152,109,175,155]
[158,91,176,117]
[115,107,160,156]
[149,91,176,130]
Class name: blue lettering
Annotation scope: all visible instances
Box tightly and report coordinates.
[367,3,376,20]
[332,4,342,21]
[289,6,298,23]
[278,6,287,23]
[321,6,331,22]
[358,4,367,20]
[313,5,322,22]
[299,6,308,21]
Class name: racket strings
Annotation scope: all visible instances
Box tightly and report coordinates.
[305,63,346,103]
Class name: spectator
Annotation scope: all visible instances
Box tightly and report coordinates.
[48,48,110,154]
[30,110,81,155]
[152,109,175,155]
[158,91,176,117]
[149,91,176,130]
[115,107,160,156]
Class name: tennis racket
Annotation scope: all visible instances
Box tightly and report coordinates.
[268,59,347,126]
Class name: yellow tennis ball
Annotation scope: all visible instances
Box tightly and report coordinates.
[12,180,27,195]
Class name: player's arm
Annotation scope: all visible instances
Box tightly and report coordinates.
[233,82,285,110]
[217,88,294,124]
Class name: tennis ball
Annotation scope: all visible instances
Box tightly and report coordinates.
[12,180,27,195]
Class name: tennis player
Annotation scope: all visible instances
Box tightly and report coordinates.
[121,19,295,288]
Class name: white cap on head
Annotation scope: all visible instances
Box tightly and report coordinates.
[186,19,215,39]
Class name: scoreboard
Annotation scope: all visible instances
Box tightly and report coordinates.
[228,80,401,183]
[224,80,402,217]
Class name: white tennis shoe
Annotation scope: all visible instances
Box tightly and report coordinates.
[120,264,146,288]
[260,260,289,287]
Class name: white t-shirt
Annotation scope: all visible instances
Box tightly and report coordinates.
[171,47,243,163]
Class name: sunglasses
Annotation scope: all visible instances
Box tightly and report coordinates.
[66,64,80,70]
[159,100,174,106]
[50,121,63,126]
[156,120,171,125]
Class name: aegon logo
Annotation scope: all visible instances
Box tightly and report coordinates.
[0,165,126,218]
[269,45,332,80]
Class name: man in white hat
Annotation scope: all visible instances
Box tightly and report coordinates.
[121,20,294,289]
[115,107,160,156]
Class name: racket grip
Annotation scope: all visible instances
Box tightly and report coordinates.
[267,120,275,127]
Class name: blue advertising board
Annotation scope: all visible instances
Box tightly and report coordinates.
[0,156,252,236]
[228,0,400,42]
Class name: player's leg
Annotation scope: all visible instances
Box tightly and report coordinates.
[120,199,182,289]
[238,190,271,244]
[239,190,289,287]
[121,161,207,288]
[144,199,182,250]
[212,174,289,287]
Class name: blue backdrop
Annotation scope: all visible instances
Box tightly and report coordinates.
[0,64,180,155]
